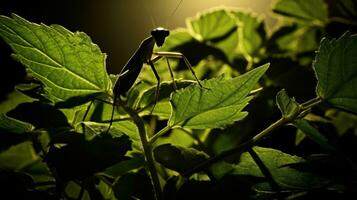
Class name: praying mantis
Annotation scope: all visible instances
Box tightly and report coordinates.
[104,27,204,132]
[82,0,206,133]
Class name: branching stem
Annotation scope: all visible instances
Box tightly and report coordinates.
[120,102,162,200]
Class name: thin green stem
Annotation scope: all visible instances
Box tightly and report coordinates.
[183,96,325,177]
[149,125,172,144]
[183,118,288,177]
[301,97,322,110]
[99,117,131,123]
[248,149,280,192]
[120,102,162,200]
[330,17,357,26]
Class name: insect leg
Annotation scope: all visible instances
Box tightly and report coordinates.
[153,52,204,88]
[81,100,94,133]
[166,58,178,90]
[151,55,177,90]
[106,95,117,134]
[148,60,161,113]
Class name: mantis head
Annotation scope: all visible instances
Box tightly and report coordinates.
[151,27,170,47]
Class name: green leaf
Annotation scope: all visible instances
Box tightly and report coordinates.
[0,14,111,104]
[219,147,330,190]
[44,132,131,180]
[0,141,39,171]
[187,8,237,41]
[7,101,70,129]
[276,89,301,120]
[267,24,320,56]
[105,156,145,177]
[113,170,155,200]
[295,129,306,146]
[272,0,328,25]
[153,144,208,174]
[81,121,138,142]
[325,109,357,136]
[0,90,36,114]
[313,32,357,113]
[168,63,269,129]
[293,119,336,152]
[158,28,195,51]
[0,114,34,133]
[230,10,266,58]
[154,128,195,148]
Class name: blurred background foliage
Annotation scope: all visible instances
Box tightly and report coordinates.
[1,0,357,199]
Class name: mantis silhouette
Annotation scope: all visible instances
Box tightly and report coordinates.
[105,26,204,132]
[81,1,205,134]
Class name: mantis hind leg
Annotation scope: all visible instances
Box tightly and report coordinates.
[81,100,93,134]
[153,51,205,88]
[166,58,178,90]
[148,60,161,114]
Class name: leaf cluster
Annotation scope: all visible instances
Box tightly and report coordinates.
[0,0,357,199]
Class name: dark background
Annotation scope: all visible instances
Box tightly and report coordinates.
[0,0,273,101]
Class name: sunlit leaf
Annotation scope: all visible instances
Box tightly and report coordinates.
[230,10,266,58]
[187,8,237,41]
[154,128,195,148]
[0,14,111,104]
[168,63,269,129]
[159,28,195,51]
[313,31,357,113]
[273,0,328,25]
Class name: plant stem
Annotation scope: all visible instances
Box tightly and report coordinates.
[330,17,357,25]
[183,117,288,177]
[149,125,172,144]
[248,149,280,192]
[120,103,162,200]
[301,97,322,110]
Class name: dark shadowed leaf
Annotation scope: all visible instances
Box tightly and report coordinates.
[0,114,34,133]
[313,32,357,113]
[0,141,38,171]
[113,170,155,200]
[153,144,208,174]
[218,147,330,190]
[44,131,131,180]
[294,119,337,153]
[7,101,69,129]
[276,89,301,119]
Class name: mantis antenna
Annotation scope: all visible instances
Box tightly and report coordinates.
[165,0,183,28]
[143,0,157,28]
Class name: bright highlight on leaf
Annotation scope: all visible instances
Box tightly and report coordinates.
[272,0,328,25]
[313,32,357,113]
[0,14,111,104]
[187,9,236,41]
[168,63,269,129]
